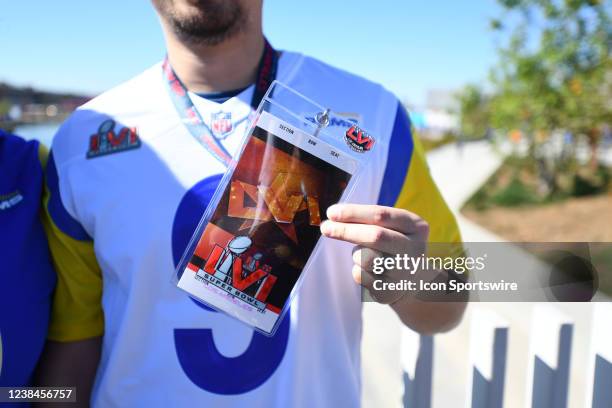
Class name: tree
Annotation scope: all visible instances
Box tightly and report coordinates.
[0,99,11,118]
[456,84,491,139]
[488,0,611,193]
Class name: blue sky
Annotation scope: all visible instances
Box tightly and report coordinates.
[0,0,501,106]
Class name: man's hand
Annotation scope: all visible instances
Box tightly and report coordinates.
[320,203,466,334]
[320,204,429,300]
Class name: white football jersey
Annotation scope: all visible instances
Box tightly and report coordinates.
[46,50,460,407]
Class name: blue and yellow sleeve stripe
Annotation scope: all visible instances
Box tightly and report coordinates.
[41,151,104,342]
[378,104,462,257]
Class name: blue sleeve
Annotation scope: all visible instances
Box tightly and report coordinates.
[45,151,92,241]
[0,131,56,387]
[377,103,415,206]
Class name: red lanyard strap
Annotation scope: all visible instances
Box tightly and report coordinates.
[162,39,279,166]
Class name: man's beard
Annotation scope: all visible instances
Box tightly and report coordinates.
[157,0,246,46]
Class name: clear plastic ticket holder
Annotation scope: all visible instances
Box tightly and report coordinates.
[174,81,377,336]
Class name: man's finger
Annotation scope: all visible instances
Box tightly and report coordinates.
[352,246,385,273]
[352,264,407,304]
[352,264,377,288]
[326,204,428,237]
[321,220,411,254]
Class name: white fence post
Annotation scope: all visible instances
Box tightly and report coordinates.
[585,303,612,408]
[401,327,433,408]
[525,305,574,408]
[465,308,508,408]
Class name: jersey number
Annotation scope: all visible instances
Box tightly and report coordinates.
[172,175,290,395]
[174,300,290,394]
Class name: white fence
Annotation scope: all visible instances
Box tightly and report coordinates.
[401,304,612,408]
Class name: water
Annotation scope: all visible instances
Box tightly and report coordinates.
[12,122,61,148]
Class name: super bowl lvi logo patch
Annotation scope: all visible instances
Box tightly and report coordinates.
[345,125,375,153]
[87,119,141,159]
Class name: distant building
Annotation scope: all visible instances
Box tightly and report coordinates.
[407,89,460,139]
[8,105,22,121]
[426,89,459,113]
[0,81,90,124]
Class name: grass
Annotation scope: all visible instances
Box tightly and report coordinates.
[463,154,611,212]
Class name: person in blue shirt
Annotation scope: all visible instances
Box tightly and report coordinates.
[0,129,56,394]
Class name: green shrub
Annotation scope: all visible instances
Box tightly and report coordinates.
[572,166,611,197]
[491,176,539,207]
[468,188,491,211]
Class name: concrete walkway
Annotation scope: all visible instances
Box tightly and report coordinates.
[426,141,503,213]
[427,141,505,244]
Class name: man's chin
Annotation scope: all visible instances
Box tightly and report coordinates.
[171,20,242,45]
[162,0,245,45]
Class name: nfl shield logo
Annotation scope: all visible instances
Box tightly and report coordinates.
[211,111,233,138]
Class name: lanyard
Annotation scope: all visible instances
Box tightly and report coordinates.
[162,39,279,166]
